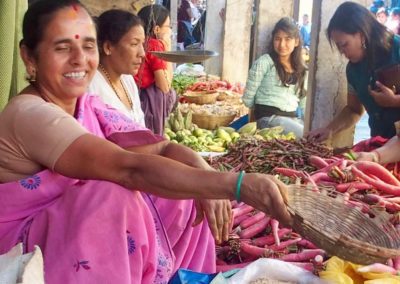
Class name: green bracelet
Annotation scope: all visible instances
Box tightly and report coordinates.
[235,171,245,202]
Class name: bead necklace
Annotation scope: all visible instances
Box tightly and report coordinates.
[99,64,133,109]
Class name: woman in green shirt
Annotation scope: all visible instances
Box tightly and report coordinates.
[242,17,307,138]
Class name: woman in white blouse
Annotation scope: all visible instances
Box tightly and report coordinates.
[88,9,146,126]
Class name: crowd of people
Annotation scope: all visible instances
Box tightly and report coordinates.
[1,0,400,283]
[370,0,400,34]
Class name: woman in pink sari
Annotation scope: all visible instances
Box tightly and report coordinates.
[0,0,291,283]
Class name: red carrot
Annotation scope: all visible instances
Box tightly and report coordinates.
[353,161,400,186]
[335,182,373,193]
[351,167,400,196]
[268,237,302,251]
[309,155,329,169]
[233,212,252,227]
[357,263,398,275]
[232,204,254,219]
[297,239,318,249]
[280,249,326,262]
[240,211,267,230]
[273,167,307,179]
[393,256,400,271]
[252,228,292,247]
[270,219,280,246]
[310,172,335,183]
[240,241,273,257]
[238,217,270,239]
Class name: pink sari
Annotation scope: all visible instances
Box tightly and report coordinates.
[0,94,215,283]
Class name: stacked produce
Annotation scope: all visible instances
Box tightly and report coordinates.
[165,118,297,153]
[217,202,327,273]
[206,138,333,173]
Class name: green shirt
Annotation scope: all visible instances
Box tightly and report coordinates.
[242,54,300,112]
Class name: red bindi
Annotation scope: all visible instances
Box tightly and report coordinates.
[75,34,80,39]
[72,4,79,11]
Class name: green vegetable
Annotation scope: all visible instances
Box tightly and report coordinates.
[172,74,197,95]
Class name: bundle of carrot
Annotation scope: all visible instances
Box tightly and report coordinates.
[273,154,400,274]
[216,202,327,273]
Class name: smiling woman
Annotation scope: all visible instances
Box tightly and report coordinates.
[0,0,292,283]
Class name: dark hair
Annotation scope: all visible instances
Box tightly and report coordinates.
[327,1,393,69]
[97,9,144,54]
[390,7,400,16]
[268,17,307,98]
[138,4,170,37]
[21,0,87,53]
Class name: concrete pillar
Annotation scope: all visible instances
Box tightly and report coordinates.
[305,0,369,148]
[254,0,295,60]
[203,0,226,77]
[220,0,253,83]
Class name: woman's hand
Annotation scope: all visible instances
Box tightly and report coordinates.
[193,199,232,244]
[369,81,399,107]
[240,173,292,226]
[306,127,332,142]
[354,151,380,163]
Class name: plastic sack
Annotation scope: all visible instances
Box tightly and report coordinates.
[319,256,400,284]
[226,258,326,284]
[168,268,238,284]
[0,243,44,284]
[175,63,206,77]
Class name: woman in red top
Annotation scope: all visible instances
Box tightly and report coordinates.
[136,4,176,135]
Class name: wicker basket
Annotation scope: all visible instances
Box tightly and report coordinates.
[191,113,236,130]
[287,185,400,265]
[182,91,219,105]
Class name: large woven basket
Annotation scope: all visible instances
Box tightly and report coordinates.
[287,185,400,265]
[182,91,219,105]
[192,113,236,130]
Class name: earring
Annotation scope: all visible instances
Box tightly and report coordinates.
[105,50,111,56]
[28,67,36,82]
[362,42,367,49]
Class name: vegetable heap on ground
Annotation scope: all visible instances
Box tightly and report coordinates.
[206,138,400,278]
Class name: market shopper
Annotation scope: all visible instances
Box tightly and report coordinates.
[88,9,145,126]
[0,0,292,283]
[307,1,400,142]
[135,4,176,135]
[90,8,230,274]
[242,17,307,138]
[355,135,400,164]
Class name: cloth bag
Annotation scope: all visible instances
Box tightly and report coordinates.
[0,243,44,284]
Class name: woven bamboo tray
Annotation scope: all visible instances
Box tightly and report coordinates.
[191,113,236,130]
[182,91,219,105]
[287,185,400,265]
